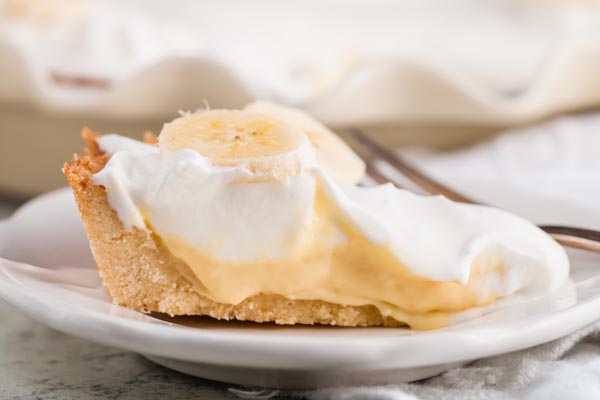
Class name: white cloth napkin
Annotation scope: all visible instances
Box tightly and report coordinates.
[228,113,600,400]
[306,321,600,400]
[406,112,600,228]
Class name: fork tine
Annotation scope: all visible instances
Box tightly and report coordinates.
[365,163,392,186]
[346,128,476,204]
[348,134,402,187]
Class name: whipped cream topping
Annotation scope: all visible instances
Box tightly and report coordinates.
[96,134,323,262]
[94,134,569,299]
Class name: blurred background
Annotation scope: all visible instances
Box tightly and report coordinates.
[1,0,600,213]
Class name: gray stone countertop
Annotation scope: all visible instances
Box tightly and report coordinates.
[0,300,240,400]
[0,201,239,400]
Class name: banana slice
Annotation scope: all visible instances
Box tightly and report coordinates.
[244,101,365,185]
[159,109,315,179]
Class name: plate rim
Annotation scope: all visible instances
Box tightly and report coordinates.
[1,188,600,370]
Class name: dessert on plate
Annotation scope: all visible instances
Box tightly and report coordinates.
[63,101,569,329]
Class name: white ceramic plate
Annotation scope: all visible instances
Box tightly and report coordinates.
[1,188,600,389]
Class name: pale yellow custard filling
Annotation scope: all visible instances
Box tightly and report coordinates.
[147,184,502,330]
[92,107,568,330]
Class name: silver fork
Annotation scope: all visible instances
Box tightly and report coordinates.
[346,128,600,253]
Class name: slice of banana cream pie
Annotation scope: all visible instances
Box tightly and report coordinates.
[64,102,569,329]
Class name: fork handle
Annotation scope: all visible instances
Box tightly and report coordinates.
[347,128,600,253]
[542,226,600,252]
